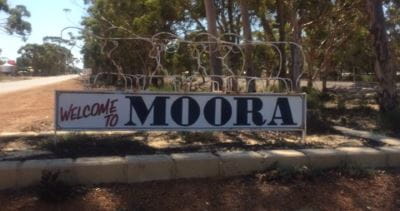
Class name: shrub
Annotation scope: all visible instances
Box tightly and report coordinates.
[307,109,333,134]
[300,87,334,134]
[301,87,333,110]
[378,108,400,133]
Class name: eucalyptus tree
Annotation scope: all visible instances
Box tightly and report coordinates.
[365,0,398,112]
[16,43,73,76]
[239,0,256,92]
[0,0,31,40]
[204,0,223,89]
[81,0,187,77]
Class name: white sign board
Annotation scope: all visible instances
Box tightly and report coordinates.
[55,91,306,131]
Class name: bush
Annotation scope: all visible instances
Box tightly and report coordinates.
[307,109,333,134]
[301,87,334,134]
[301,87,333,110]
[378,108,400,133]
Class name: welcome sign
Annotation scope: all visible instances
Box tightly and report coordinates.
[55,91,306,131]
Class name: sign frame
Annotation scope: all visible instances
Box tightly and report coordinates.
[55,90,307,134]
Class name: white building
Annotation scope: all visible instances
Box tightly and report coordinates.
[0,63,16,74]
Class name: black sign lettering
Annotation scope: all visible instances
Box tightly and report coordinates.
[204,97,232,126]
[125,96,169,126]
[268,97,296,126]
[171,96,200,126]
[234,98,266,126]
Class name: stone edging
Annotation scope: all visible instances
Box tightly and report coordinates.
[1,147,400,190]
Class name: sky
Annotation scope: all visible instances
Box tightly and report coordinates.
[0,0,87,68]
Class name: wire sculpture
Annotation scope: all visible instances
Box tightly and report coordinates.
[59,24,308,94]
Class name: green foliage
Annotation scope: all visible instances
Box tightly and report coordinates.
[16,43,74,76]
[307,109,333,134]
[0,1,31,39]
[302,87,334,133]
[81,0,189,75]
[302,87,333,110]
[358,74,375,82]
[79,0,399,113]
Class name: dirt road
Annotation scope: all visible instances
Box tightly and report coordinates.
[0,78,83,132]
[0,75,79,95]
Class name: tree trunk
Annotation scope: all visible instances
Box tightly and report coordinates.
[277,0,287,84]
[204,0,223,90]
[227,0,235,38]
[322,72,328,92]
[226,0,239,91]
[239,0,256,92]
[307,50,315,88]
[307,71,313,88]
[260,12,276,42]
[366,0,398,112]
[290,7,302,92]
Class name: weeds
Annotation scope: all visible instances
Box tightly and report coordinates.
[335,163,375,178]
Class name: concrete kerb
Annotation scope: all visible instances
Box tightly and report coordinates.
[378,146,400,168]
[17,158,74,187]
[2,147,400,190]
[170,153,220,179]
[0,161,20,189]
[258,149,308,169]
[72,156,127,184]
[126,154,174,182]
[299,148,346,170]
[336,147,387,168]
[217,151,266,176]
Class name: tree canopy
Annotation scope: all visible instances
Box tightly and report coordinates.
[0,0,31,40]
[79,0,399,112]
[16,43,74,76]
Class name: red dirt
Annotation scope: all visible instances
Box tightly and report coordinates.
[0,79,83,133]
[1,170,400,211]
